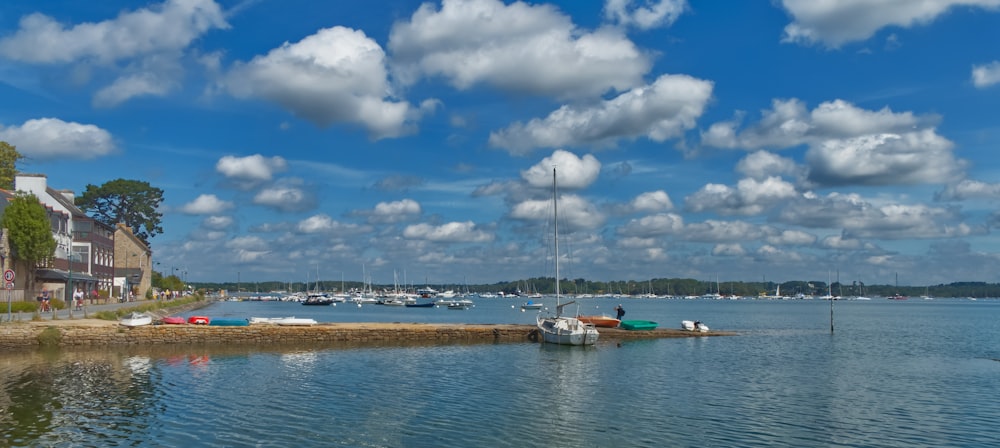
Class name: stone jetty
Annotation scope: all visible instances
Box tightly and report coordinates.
[0,320,733,349]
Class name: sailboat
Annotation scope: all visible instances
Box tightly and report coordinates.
[536,167,599,346]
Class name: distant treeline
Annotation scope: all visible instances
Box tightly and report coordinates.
[189,278,1000,298]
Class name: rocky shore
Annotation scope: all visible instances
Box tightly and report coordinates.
[0,319,733,349]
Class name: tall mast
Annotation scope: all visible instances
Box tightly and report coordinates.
[553,167,560,310]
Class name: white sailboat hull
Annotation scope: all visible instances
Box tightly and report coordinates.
[537,315,599,345]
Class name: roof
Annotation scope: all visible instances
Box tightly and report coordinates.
[35,268,98,282]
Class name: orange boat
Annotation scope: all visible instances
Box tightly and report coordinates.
[576,315,621,328]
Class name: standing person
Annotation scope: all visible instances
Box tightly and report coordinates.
[41,288,50,312]
[91,288,99,305]
[615,304,625,320]
[73,287,85,310]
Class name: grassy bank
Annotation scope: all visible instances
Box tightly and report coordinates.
[91,293,208,321]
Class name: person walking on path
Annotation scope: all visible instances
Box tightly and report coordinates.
[73,288,85,311]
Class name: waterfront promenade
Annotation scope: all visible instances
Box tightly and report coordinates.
[3,297,167,323]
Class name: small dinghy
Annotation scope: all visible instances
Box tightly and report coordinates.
[188,316,210,325]
[576,315,621,328]
[120,312,153,327]
[209,318,249,326]
[520,301,543,310]
[681,320,709,332]
[619,320,658,331]
[271,317,317,326]
[161,316,186,325]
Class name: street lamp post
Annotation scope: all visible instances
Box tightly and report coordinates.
[68,253,74,319]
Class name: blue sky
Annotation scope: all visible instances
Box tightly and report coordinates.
[1,0,1000,287]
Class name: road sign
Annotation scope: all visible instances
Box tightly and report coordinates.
[3,270,13,283]
[4,282,12,290]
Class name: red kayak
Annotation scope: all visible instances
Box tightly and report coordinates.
[162,316,186,325]
[188,316,210,325]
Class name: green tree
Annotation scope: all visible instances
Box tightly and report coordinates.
[0,141,24,190]
[75,179,164,244]
[1,192,57,295]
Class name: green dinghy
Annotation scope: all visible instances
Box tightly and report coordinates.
[619,320,658,331]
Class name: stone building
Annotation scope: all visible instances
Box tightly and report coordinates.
[114,224,151,300]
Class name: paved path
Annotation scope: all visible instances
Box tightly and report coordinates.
[3,299,161,322]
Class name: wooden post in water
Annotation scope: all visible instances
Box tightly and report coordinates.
[830,292,834,333]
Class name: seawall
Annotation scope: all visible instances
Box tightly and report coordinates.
[0,321,732,349]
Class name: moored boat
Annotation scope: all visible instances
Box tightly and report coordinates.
[520,301,543,310]
[120,312,153,327]
[680,320,709,332]
[188,316,210,325]
[576,315,621,328]
[272,317,317,326]
[302,293,335,305]
[405,301,436,308]
[620,320,658,331]
[535,167,599,346]
[161,316,186,325]
[209,318,250,326]
[447,302,471,310]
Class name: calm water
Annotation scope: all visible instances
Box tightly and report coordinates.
[1,298,998,447]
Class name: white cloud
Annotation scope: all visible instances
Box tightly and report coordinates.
[370,199,422,223]
[618,213,684,237]
[618,236,657,249]
[490,74,713,154]
[389,0,650,99]
[224,235,270,262]
[224,26,416,139]
[0,118,115,160]
[298,215,336,233]
[296,214,371,235]
[935,179,1000,201]
[685,220,763,242]
[764,228,816,246]
[685,177,798,216]
[510,193,606,231]
[604,0,688,30]
[779,0,1000,48]
[631,190,674,212]
[972,61,1000,88]
[403,221,494,243]
[820,234,863,250]
[712,243,745,256]
[216,154,288,184]
[778,192,974,239]
[806,130,963,186]
[253,183,315,212]
[202,215,233,230]
[93,70,178,108]
[224,235,268,251]
[736,151,800,181]
[521,150,601,190]
[0,0,227,107]
[0,0,227,63]
[702,99,963,187]
[181,194,234,215]
[703,99,924,150]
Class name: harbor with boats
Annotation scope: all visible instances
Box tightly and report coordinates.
[1,297,995,447]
